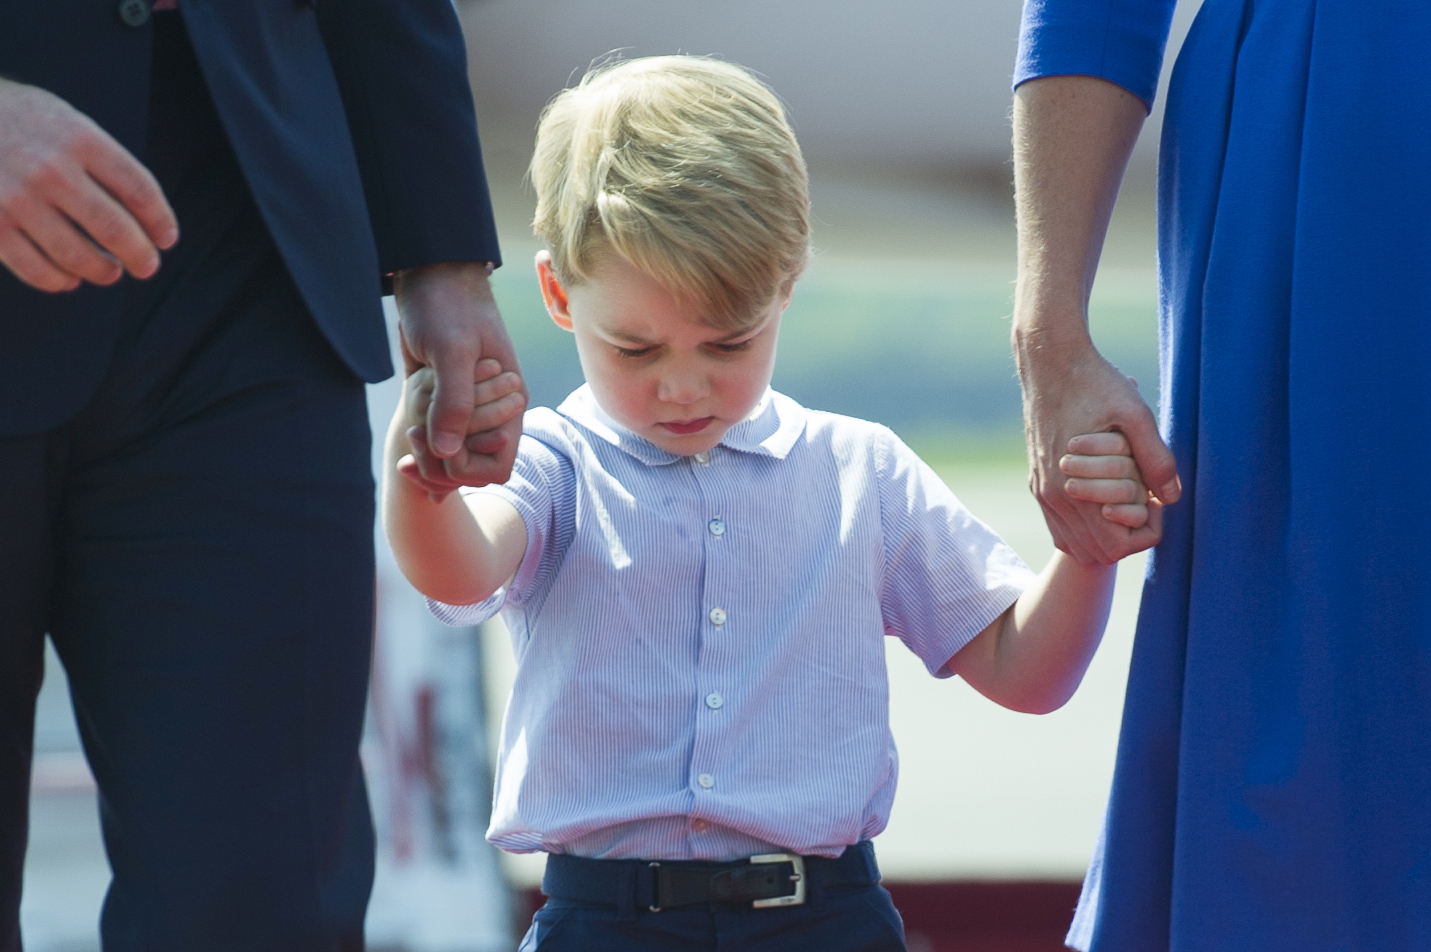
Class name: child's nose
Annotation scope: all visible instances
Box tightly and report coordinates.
[657,366,709,405]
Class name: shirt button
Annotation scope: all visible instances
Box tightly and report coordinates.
[693,451,711,465]
[708,518,725,537]
[117,0,151,26]
[705,692,724,710]
[708,607,726,626]
[692,819,710,832]
[697,773,715,789]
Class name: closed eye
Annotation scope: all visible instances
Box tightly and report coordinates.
[710,339,753,355]
[614,345,657,359]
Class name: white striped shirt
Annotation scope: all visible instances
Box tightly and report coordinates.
[432,386,1033,861]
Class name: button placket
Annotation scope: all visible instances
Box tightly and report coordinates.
[687,455,731,805]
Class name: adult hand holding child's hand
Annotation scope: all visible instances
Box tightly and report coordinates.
[398,359,525,499]
[1060,430,1162,552]
[395,261,528,493]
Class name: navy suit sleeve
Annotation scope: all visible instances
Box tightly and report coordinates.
[1013,0,1180,109]
[315,0,502,278]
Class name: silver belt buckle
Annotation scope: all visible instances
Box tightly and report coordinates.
[748,852,805,908]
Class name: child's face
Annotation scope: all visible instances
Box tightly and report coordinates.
[537,251,786,456]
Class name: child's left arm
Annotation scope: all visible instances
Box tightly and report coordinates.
[947,431,1161,714]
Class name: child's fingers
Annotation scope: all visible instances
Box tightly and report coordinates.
[468,389,526,435]
[1064,476,1146,505]
[1060,453,1140,480]
[1101,502,1149,529]
[470,370,523,411]
[472,357,504,383]
[1066,431,1132,457]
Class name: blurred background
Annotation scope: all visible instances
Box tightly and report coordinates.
[24,1,1201,950]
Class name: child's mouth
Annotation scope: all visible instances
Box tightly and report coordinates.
[659,417,714,435]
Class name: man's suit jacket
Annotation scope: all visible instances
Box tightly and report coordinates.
[0,0,502,434]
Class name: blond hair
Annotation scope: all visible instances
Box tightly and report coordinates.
[530,56,810,331]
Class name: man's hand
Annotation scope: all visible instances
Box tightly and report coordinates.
[1016,334,1178,565]
[394,261,527,492]
[0,78,178,292]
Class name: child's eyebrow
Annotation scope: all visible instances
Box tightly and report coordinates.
[606,329,655,345]
[603,327,754,345]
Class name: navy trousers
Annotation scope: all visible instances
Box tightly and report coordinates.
[521,877,908,951]
[0,15,375,951]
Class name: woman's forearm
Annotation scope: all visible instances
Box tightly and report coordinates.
[1011,74,1147,353]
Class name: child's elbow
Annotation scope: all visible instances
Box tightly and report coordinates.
[1011,693,1073,716]
[998,680,1079,716]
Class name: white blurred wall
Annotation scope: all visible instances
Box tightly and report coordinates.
[462,0,1205,176]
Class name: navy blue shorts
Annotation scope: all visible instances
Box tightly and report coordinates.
[519,881,908,951]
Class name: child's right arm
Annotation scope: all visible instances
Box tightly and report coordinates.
[946,430,1161,713]
[382,361,529,606]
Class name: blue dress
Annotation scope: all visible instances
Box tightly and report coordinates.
[1016,1,1431,949]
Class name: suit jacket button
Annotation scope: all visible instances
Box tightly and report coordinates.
[117,0,151,27]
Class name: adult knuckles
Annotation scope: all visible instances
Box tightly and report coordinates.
[76,216,128,258]
[0,181,38,219]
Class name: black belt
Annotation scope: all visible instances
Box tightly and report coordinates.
[543,840,881,914]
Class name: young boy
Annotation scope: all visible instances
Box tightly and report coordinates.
[383,56,1159,952]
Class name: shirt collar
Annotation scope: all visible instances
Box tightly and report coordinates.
[555,385,807,466]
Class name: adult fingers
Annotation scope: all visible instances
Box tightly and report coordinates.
[1066,431,1131,457]
[465,429,508,456]
[0,223,79,291]
[1120,410,1181,505]
[425,347,479,457]
[52,169,162,279]
[79,131,177,253]
[2,188,122,285]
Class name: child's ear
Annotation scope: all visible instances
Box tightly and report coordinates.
[535,251,574,332]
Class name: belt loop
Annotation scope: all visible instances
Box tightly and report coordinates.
[616,863,638,921]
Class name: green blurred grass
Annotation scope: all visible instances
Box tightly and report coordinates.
[490,245,1158,462]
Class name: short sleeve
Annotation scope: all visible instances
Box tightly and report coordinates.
[427,428,578,627]
[1013,0,1179,108]
[876,431,1037,679]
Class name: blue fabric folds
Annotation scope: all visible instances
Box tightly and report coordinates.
[1018,0,1431,949]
